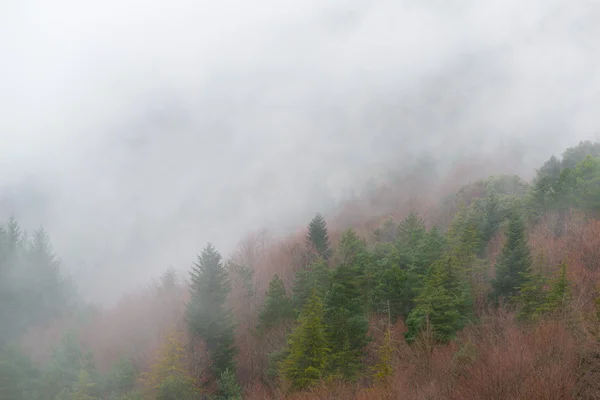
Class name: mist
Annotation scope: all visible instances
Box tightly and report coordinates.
[1,0,599,304]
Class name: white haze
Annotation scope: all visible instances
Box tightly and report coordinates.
[1,0,599,303]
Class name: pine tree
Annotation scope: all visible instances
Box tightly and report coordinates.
[405,257,472,344]
[491,212,532,302]
[306,213,332,261]
[186,244,237,379]
[257,274,294,332]
[280,288,330,390]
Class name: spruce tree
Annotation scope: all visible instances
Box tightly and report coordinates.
[479,191,504,256]
[292,258,330,311]
[306,213,332,261]
[546,261,571,313]
[257,274,294,332]
[405,257,472,344]
[517,253,549,321]
[279,288,330,390]
[324,263,370,380]
[491,212,532,302]
[186,244,237,379]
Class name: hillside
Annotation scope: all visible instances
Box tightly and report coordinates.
[4,140,600,399]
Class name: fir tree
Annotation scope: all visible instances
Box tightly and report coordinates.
[324,263,371,380]
[371,301,394,382]
[257,274,294,332]
[186,244,237,379]
[546,261,571,313]
[306,213,332,261]
[405,257,472,344]
[491,212,532,302]
[280,288,330,390]
[517,253,549,321]
[292,258,330,311]
[216,368,242,400]
[479,190,504,256]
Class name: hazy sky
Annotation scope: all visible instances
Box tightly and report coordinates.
[1,0,599,303]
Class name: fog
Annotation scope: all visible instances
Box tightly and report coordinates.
[1,0,599,304]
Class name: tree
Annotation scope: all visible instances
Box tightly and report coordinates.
[215,368,242,400]
[371,301,394,382]
[546,261,571,313]
[257,274,294,332]
[491,212,532,302]
[517,253,550,321]
[186,244,237,379]
[280,288,330,390]
[144,331,198,400]
[478,190,504,255]
[405,257,472,344]
[292,258,330,311]
[306,214,332,261]
[324,263,371,380]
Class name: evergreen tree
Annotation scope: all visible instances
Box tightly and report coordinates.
[405,257,472,344]
[373,217,397,243]
[371,301,394,382]
[517,253,549,321]
[491,212,532,302]
[257,274,294,332]
[292,258,330,311]
[396,212,428,272]
[186,244,237,379]
[371,243,418,319]
[546,261,571,313]
[280,288,330,390]
[479,190,504,256]
[306,214,332,261]
[324,263,371,380]
[144,331,198,399]
[336,228,373,308]
[216,368,242,400]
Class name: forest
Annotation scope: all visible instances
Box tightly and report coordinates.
[4,139,600,399]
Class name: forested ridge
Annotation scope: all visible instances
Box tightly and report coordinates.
[4,140,600,399]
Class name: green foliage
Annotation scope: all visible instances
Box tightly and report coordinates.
[478,190,504,255]
[258,274,294,332]
[292,258,330,311]
[38,329,96,399]
[324,263,371,380]
[186,243,237,378]
[491,212,532,302]
[215,368,242,400]
[546,261,572,313]
[105,357,137,397]
[280,289,330,390]
[371,244,418,319]
[405,257,472,344]
[373,217,397,243]
[0,343,39,400]
[0,218,75,346]
[517,253,550,321]
[156,375,198,400]
[306,213,332,261]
